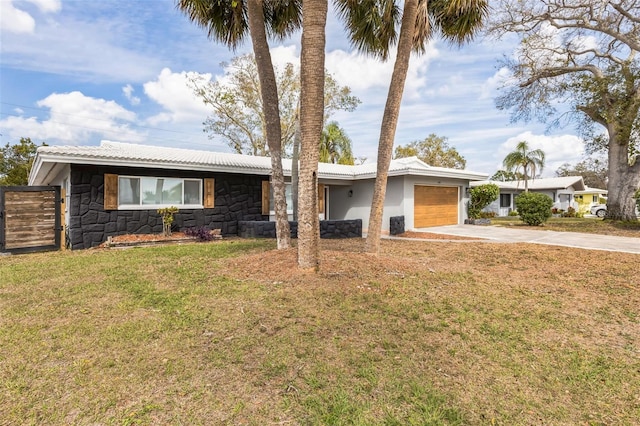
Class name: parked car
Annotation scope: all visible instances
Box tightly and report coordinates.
[590,203,640,218]
[590,204,607,218]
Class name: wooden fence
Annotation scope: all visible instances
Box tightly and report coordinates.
[0,186,63,253]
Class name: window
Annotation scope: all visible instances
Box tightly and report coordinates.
[115,176,203,208]
[104,174,213,210]
[592,195,598,203]
[500,193,511,208]
[261,180,325,215]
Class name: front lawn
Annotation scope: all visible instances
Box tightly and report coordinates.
[1,239,638,424]
[491,216,640,237]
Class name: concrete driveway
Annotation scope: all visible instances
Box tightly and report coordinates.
[412,224,640,254]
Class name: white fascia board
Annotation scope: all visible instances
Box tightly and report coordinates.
[32,153,274,177]
[28,155,45,186]
[352,169,487,181]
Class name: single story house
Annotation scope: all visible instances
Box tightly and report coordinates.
[471,176,586,216]
[28,140,487,249]
[573,187,608,214]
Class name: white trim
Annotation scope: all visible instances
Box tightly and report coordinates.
[30,141,489,186]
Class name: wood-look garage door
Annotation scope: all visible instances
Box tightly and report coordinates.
[414,186,459,228]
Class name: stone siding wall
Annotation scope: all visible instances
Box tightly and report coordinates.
[238,219,362,239]
[69,165,266,249]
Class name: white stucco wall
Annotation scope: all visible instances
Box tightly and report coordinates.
[329,176,471,232]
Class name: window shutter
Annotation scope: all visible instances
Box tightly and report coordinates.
[261,180,270,215]
[204,178,215,208]
[318,184,325,214]
[104,174,118,210]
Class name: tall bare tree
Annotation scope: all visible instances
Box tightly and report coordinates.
[297,0,327,270]
[489,0,640,220]
[176,0,302,249]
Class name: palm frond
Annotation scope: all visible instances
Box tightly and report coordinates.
[429,0,488,45]
[176,0,247,49]
[265,0,302,40]
[334,0,401,60]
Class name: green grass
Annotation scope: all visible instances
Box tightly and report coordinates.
[1,239,639,424]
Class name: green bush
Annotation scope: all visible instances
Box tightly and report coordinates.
[468,184,500,219]
[514,192,553,226]
[508,210,519,216]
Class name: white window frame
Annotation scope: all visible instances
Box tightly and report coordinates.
[117,175,203,210]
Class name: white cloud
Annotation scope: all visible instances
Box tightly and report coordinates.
[0,1,36,33]
[0,91,144,144]
[480,67,511,100]
[0,0,61,33]
[143,68,211,125]
[28,0,62,13]
[122,84,140,106]
[497,131,585,177]
[270,45,300,69]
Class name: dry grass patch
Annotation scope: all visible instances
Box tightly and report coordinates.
[1,238,638,425]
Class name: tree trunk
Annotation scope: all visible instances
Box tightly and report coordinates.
[364,0,419,255]
[247,0,291,249]
[298,0,327,270]
[606,130,640,221]
[291,101,300,221]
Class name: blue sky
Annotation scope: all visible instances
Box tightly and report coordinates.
[0,0,587,176]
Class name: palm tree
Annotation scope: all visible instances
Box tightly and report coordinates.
[336,0,488,254]
[502,140,545,192]
[297,0,328,271]
[320,122,355,165]
[176,0,301,250]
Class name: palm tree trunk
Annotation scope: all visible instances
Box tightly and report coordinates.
[298,0,327,270]
[292,101,300,221]
[364,0,419,255]
[247,0,291,249]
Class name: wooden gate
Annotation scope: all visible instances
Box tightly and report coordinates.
[0,186,63,253]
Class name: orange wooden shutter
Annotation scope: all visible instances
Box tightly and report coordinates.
[318,184,325,214]
[261,180,270,215]
[104,174,118,210]
[204,178,215,208]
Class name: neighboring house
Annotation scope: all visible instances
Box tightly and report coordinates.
[471,176,586,217]
[29,141,487,249]
[573,187,608,214]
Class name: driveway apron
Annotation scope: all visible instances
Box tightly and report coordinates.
[413,225,640,254]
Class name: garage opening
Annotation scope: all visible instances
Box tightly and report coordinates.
[414,185,459,227]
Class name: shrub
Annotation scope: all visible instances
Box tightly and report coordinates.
[514,192,553,226]
[508,210,519,216]
[157,206,179,236]
[479,211,496,218]
[468,184,500,219]
[184,226,217,242]
[562,206,576,217]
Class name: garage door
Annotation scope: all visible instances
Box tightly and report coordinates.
[414,186,459,227]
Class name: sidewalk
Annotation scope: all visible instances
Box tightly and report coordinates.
[410,225,640,254]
